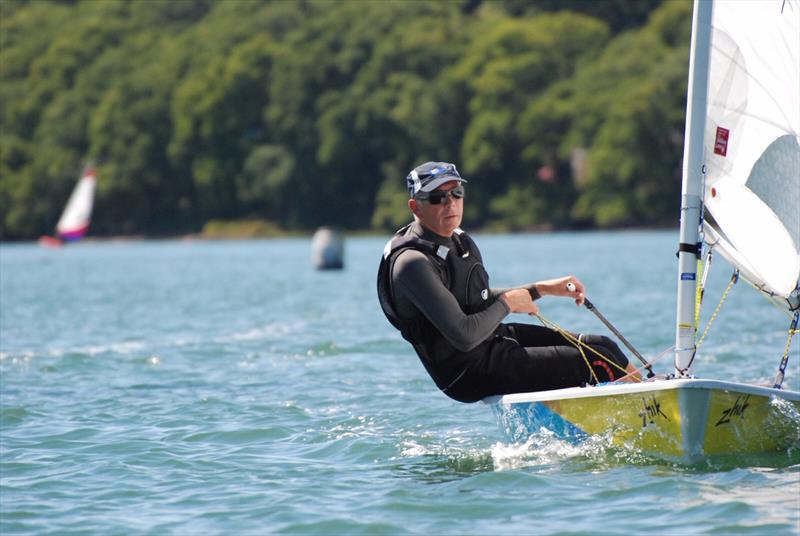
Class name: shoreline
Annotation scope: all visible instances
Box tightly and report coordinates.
[2,223,678,245]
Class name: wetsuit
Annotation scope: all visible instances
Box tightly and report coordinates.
[377,222,629,403]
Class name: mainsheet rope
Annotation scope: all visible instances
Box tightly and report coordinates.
[533,313,642,383]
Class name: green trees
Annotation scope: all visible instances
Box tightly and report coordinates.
[0,0,691,240]
[455,10,611,229]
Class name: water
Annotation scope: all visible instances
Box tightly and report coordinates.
[1,232,798,535]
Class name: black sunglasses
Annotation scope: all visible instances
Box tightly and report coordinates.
[416,185,465,205]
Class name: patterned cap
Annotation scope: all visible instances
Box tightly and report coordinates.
[406,161,467,197]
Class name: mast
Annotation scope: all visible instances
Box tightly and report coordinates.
[675,0,713,376]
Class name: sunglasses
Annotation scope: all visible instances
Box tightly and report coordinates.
[416,185,465,205]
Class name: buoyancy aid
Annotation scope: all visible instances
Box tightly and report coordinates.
[377,223,502,395]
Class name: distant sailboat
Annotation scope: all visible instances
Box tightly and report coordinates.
[487,0,800,463]
[38,166,96,247]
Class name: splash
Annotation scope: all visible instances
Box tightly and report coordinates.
[490,400,659,469]
[767,396,800,452]
[490,429,584,471]
[488,425,655,471]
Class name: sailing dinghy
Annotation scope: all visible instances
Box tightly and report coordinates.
[486,0,800,463]
[38,166,97,247]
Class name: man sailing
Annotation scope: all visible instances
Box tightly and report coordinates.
[378,161,640,403]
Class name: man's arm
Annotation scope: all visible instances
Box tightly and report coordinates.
[531,276,585,306]
[491,276,585,306]
[393,250,509,352]
[490,284,540,301]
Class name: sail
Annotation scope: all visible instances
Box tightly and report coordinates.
[701,0,800,309]
[56,167,96,241]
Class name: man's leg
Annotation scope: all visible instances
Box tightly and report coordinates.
[446,324,633,401]
[505,323,630,383]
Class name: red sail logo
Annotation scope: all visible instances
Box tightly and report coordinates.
[714,126,730,156]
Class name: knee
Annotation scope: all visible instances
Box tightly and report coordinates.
[594,335,619,352]
[584,335,628,367]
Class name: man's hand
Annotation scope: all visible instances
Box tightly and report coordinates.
[500,288,540,315]
[534,275,586,306]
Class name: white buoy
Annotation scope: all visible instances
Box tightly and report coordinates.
[311,227,344,270]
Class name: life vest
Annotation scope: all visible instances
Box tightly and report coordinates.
[377,223,497,393]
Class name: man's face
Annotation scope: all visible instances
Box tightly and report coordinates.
[408,180,464,237]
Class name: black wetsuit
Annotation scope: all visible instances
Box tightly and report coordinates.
[378,222,629,403]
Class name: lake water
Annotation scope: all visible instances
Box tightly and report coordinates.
[1,231,798,535]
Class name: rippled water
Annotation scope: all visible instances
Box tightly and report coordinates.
[1,232,798,534]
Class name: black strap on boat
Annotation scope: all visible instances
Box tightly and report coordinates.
[773,311,799,389]
[677,242,702,259]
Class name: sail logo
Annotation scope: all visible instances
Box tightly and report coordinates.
[639,395,669,427]
[714,126,730,156]
[715,394,750,426]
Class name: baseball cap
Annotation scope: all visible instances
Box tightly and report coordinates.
[406,161,467,197]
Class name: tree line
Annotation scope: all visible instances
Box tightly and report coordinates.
[0,0,691,240]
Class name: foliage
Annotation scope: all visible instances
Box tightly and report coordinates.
[200,218,286,239]
[0,0,691,240]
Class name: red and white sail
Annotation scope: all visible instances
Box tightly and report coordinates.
[55,167,96,241]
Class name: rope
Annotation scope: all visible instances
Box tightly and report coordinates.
[534,313,642,383]
[696,269,739,350]
[773,312,799,389]
[695,259,704,328]
[576,334,600,385]
[695,248,713,328]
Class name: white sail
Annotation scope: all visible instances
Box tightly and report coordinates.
[55,167,96,241]
[702,0,800,308]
